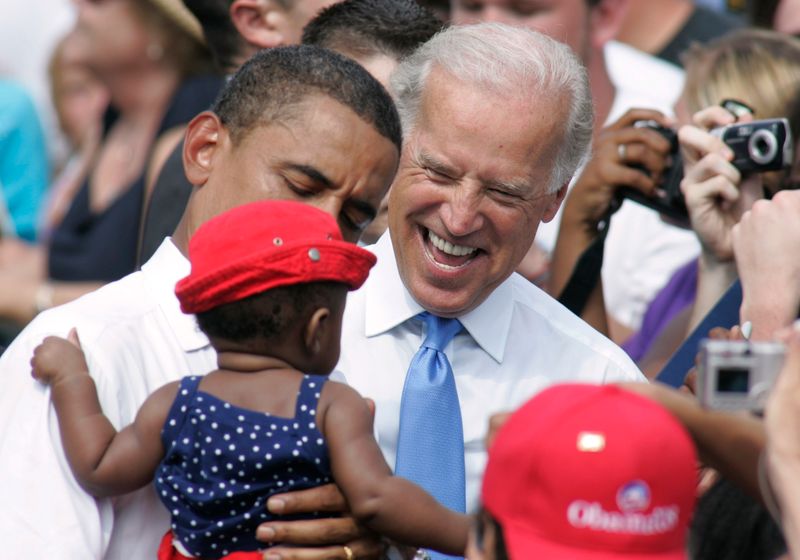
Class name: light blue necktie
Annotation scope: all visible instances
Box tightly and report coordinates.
[395,312,465,560]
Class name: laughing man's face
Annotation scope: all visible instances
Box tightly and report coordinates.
[388,68,567,317]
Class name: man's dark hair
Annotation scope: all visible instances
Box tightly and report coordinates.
[182,0,243,72]
[197,282,341,344]
[474,509,510,560]
[301,0,444,61]
[212,45,402,150]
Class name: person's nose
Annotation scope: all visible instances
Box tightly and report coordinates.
[312,196,352,238]
[441,183,485,238]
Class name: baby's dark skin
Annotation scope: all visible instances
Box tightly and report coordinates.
[31,290,470,559]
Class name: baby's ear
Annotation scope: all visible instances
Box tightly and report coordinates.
[303,307,331,356]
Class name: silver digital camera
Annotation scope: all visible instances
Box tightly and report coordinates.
[697,339,785,412]
[711,118,793,173]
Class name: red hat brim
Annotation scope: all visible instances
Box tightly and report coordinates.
[176,239,375,314]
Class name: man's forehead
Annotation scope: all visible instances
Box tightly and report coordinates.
[406,76,561,195]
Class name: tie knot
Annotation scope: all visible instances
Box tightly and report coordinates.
[420,312,462,351]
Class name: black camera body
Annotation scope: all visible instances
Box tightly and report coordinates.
[710,118,793,173]
[617,118,794,224]
[616,120,687,225]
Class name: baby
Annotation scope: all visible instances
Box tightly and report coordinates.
[31,200,468,559]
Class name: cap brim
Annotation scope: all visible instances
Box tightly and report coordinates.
[503,525,688,560]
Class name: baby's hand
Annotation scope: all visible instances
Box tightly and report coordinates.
[31,329,88,385]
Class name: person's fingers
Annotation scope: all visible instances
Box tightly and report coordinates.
[486,412,512,448]
[605,108,673,132]
[607,164,658,196]
[690,175,741,209]
[692,106,737,130]
[707,326,743,341]
[67,327,82,349]
[614,141,670,178]
[262,535,384,560]
[682,152,740,187]
[29,352,40,378]
[681,369,698,396]
[267,484,347,515]
[256,516,364,546]
[363,397,376,424]
[678,124,732,166]
[600,126,674,157]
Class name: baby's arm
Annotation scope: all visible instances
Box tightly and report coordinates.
[320,382,469,556]
[31,332,179,497]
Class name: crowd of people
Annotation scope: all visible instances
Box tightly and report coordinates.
[2,1,800,559]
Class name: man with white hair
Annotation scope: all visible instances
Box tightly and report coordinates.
[452,0,700,343]
[333,23,645,538]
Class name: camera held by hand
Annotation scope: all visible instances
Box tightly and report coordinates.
[617,118,794,224]
[697,339,786,412]
[710,118,794,173]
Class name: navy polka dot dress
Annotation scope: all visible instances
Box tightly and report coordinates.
[154,374,332,558]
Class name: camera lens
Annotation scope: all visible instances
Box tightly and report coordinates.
[748,129,778,165]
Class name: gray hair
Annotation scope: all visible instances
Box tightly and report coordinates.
[390,22,594,193]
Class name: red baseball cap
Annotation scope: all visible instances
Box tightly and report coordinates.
[482,384,697,560]
[175,200,376,314]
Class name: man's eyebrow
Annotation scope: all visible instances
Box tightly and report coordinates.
[416,149,532,195]
[485,177,532,197]
[284,163,334,188]
[416,150,459,177]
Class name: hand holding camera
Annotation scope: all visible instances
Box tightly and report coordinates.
[697,338,786,412]
[561,108,675,232]
[677,106,762,262]
[617,103,793,245]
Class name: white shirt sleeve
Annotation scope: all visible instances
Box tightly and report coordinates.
[0,325,111,559]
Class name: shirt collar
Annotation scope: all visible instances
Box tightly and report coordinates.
[141,238,210,352]
[364,232,513,363]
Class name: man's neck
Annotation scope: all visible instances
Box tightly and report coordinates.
[172,212,193,257]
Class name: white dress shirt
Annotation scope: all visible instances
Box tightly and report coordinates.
[0,239,216,559]
[335,234,646,512]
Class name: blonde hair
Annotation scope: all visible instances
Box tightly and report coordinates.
[682,28,800,120]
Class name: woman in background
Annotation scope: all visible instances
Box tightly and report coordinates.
[0,0,220,339]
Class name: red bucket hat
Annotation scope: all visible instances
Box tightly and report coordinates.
[482,384,697,560]
[175,200,377,314]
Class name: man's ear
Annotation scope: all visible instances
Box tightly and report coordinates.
[588,0,630,49]
[230,0,292,50]
[542,183,569,223]
[303,307,331,356]
[183,111,225,188]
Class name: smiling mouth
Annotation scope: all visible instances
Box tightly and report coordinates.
[423,228,479,269]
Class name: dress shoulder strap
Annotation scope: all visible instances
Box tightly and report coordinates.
[294,374,327,421]
[161,375,203,445]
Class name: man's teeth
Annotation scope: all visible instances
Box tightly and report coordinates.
[428,230,477,257]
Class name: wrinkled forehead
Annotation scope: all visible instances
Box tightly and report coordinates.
[408,70,566,191]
